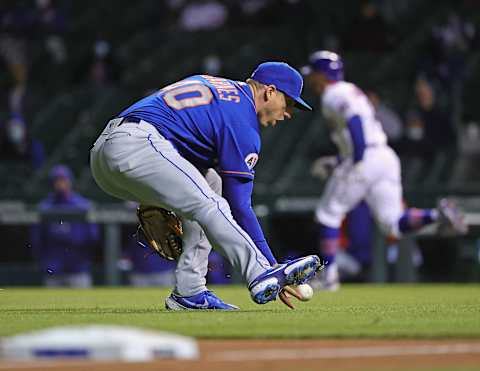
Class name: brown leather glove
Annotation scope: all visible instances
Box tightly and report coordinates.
[136,205,183,261]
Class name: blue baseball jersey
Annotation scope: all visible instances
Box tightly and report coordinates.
[30,193,100,274]
[119,75,260,179]
[118,75,278,265]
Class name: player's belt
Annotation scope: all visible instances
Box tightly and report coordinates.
[117,116,142,126]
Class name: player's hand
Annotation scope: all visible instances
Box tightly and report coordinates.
[310,156,338,180]
[279,285,306,310]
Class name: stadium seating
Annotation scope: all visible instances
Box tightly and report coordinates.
[1,0,479,207]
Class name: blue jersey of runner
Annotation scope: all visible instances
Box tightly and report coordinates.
[118,75,260,180]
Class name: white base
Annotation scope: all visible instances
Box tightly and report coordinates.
[0,325,199,362]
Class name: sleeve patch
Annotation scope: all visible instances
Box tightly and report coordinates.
[244,153,259,170]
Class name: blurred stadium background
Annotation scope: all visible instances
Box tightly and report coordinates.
[1,0,480,287]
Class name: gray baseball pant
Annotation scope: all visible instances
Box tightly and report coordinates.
[90,119,271,296]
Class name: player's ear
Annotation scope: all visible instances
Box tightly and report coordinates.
[265,85,276,101]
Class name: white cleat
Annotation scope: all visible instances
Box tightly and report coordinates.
[437,198,468,236]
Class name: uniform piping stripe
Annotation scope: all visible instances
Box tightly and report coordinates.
[146,134,270,270]
[220,170,254,177]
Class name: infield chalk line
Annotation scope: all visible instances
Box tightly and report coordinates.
[209,343,480,362]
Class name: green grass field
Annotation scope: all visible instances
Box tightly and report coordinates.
[1,284,479,338]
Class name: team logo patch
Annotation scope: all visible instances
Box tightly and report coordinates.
[245,153,259,170]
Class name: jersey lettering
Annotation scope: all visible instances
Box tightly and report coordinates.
[162,80,213,110]
[201,75,241,103]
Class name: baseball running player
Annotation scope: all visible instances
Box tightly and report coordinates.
[301,50,468,290]
[90,62,322,309]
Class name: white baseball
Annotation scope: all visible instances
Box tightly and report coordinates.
[296,283,314,301]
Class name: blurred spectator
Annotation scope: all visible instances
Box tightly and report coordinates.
[403,77,457,159]
[0,3,30,78]
[178,0,228,31]
[89,38,116,85]
[234,0,312,28]
[377,0,420,25]
[75,36,120,86]
[30,165,100,287]
[238,0,270,19]
[0,1,66,112]
[0,2,33,113]
[0,113,45,169]
[202,54,222,75]
[419,11,476,91]
[341,0,394,52]
[34,0,67,65]
[365,89,403,148]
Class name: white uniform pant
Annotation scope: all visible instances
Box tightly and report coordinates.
[315,145,404,237]
[90,119,270,296]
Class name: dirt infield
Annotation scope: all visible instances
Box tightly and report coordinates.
[2,339,480,371]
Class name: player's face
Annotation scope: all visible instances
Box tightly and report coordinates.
[53,176,72,195]
[306,72,329,96]
[258,88,293,127]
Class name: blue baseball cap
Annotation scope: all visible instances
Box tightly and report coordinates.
[250,62,312,111]
[301,50,344,81]
[49,164,73,183]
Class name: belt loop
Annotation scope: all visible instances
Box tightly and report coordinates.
[117,117,126,127]
[108,117,124,130]
[117,116,141,126]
